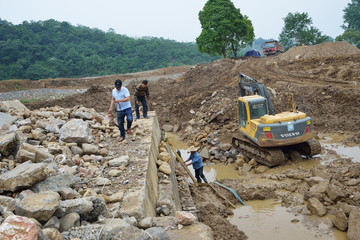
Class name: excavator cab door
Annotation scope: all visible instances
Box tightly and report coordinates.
[238,100,248,128]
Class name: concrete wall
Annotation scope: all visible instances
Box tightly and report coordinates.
[144,111,161,217]
[168,146,182,211]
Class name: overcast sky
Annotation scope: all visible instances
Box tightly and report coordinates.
[0,0,351,42]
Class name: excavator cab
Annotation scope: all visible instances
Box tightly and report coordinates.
[249,101,268,119]
[239,97,268,124]
[238,95,269,134]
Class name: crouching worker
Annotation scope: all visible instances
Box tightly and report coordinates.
[185,146,208,183]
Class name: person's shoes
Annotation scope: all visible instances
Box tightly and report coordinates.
[144,116,149,119]
[204,179,208,183]
[135,117,140,120]
[118,137,125,142]
[126,129,132,135]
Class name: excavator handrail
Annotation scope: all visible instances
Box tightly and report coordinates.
[238,73,275,115]
[286,93,297,112]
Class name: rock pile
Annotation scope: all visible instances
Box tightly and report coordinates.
[160,87,242,165]
[0,100,212,240]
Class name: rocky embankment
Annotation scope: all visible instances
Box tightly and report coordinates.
[0,100,211,240]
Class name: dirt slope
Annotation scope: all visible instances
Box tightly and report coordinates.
[22,41,360,145]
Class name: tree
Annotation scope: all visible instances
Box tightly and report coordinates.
[336,29,360,47]
[337,0,360,48]
[196,0,254,58]
[342,0,360,31]
[279,12,330,50]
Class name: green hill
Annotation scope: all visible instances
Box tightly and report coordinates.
[0,19,219,80]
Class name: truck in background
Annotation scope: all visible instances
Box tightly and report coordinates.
[261,40,284,56]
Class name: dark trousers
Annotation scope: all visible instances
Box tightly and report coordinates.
[117,108,133,138]
[135,96,148,118]
[195,166,207,183]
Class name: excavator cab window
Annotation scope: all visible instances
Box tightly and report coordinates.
[250,103,267,119]
[238,101,247,128]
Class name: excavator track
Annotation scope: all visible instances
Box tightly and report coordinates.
[292,139,322,157]
[232,135,285,167]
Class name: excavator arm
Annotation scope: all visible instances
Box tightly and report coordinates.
[238,73,275,115]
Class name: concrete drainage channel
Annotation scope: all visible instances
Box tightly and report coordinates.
[101,111,211,239]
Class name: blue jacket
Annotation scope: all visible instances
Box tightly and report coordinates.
[189,152,203,170]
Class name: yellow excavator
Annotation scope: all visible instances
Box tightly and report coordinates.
[232,73,321,167]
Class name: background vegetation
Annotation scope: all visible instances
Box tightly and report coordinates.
[336,0,360,48]
[196,0,254,58]
[1,0,358,81]
[0,19,219,81]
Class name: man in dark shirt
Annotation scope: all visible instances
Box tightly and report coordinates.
[134,80,150,119]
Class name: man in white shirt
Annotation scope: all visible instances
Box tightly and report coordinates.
[108,79,133,142]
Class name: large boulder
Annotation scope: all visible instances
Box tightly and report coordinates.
[199,147,210,159]
[309,181,329,195]
[55,198,93,218]
[16,142,54,163]
[347,208,360,240]
[0,215,39,240]
[59,212,80,232]
[82,143,99,155]
[15,191,60,222]
[159,152,171,162]
[32,174,80,193]
[44,117,63,134]
[108,155,129,167]
[307,198,326,217]
[60,119,91,143]
[306,177,324,187]
[42,228,64,240]
[326,184,346,201]
[1,100,29,112]
[0,131,19,156]
[82,196,107,222]
[15,149,36,163]
[0,196,16,212]
[61,218,145,240]
[159,162,171,175]
[72,111,92,120]
[162,125,174,132]
[0,162,48,192]
[332,209,348,231]
[174,211,197,225]
[0,112,17,129]
[145,227,169,240]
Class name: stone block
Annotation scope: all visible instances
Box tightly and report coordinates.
[0,162,48,192]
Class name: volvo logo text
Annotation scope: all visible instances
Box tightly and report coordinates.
[280,132,300,138]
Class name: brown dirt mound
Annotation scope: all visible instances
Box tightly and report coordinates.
[24,42,360,144]
[0,65,190,93]
[278,41,360,62]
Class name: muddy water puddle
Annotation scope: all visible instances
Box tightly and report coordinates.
[166,132,347,240]
[229,199,345,240]
[319,134,360,162]
[176,149,238,183]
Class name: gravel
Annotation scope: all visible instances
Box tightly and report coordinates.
[0,88,87,101]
